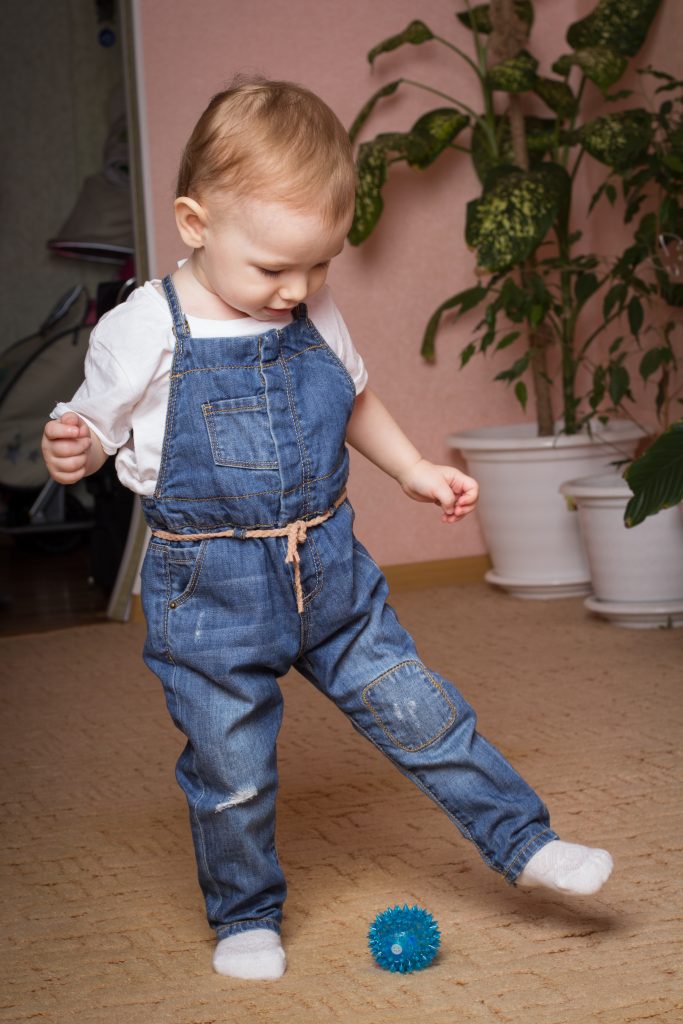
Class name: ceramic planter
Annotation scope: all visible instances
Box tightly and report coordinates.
[447,421,644,599]
[559,472,683,628]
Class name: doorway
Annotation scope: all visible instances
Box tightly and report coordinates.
[0,0,144,635]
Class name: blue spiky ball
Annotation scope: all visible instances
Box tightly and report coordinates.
[368,904,440,973]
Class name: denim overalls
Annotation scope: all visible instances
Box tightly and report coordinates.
[140,276,557,940]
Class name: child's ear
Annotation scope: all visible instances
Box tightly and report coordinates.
[174,196,209,249]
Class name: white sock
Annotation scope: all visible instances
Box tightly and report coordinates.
[212,929,286,980]
[517,840,613,895]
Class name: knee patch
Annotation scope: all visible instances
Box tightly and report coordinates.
[361,660,457,752]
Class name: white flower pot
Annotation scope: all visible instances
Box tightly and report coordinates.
[559,472,683,628]
[447,421,644,599]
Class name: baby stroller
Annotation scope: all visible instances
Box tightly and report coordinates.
[0,280,135,591]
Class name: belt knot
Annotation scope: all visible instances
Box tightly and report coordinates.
[149,490,347,616]
[285,520,308,565]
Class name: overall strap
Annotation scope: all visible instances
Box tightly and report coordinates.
[162,274,190,348]
[291,302,308,321]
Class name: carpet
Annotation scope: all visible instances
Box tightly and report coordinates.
[1,584,681,1023]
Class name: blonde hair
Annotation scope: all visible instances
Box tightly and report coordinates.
[176,76,356,227]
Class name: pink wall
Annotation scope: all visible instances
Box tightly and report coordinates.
[135,0,679,565]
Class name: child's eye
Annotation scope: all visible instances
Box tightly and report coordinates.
[258,267,281,278]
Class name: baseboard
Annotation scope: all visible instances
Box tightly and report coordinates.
[129,593,144,623]
[382,555,491,592]
[126,554,490,623]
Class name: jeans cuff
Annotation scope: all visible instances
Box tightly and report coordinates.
[215,918,281,940]
[504,827,560,885]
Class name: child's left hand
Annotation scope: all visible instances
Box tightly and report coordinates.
[399,458,479,523]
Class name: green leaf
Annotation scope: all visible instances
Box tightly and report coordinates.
[349,108,469,242]
[606,280,626,315]
[466,164,570,272]
[421,286,489,361]
[407,108,470,168]
[663,153,683,176]
[524,118,559,154]
[635,211,657,249]
[348,142,387,245]
[575,272,600,306]
[368,20,434,65]
[480,326,497,352]
[628,295,644,335]
[553,47,628,92]
[460,342,477,368]
[514,380,528,411]
[457,1,534,34]
[486,51,539,93]
[552,54,574,78]
[590,365,606,409]
[529,303,545,328]
[604,88,634,102]
[624,420,683,526]
[533,77,578,118]
[495,330,521,351]
[659,196,680,234]
[348,81,402,144]
[642,67,676,83]
[660,275,683,308]
[608,363,632,405]
[497,276,527,321]
[639,347,664,380]
[494,351,531,382]
[579,109,653,169]
[567,0,662,58]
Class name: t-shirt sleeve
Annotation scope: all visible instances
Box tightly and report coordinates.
[309,286,368,394]
[50,314,141,455]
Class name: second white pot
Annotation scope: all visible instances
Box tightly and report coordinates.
[559,472,683,628]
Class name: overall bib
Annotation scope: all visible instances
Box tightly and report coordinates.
[140,276,557,939]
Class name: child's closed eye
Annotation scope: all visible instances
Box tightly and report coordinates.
[258,267,281,278]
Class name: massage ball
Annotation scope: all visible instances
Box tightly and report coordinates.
[368,904,440,973]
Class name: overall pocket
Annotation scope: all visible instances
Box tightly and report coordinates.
[202,395,278,470]
[167,540,208,608]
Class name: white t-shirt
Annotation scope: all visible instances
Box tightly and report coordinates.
[51,280,367,496]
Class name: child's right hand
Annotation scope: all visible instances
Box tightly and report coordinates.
[41,412,93,484]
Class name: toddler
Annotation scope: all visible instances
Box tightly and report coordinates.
[42,78,613,981]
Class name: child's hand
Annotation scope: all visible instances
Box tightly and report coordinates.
[41,412,93,484]
[399,458,479,523]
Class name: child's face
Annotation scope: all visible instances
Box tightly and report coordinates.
[190,197,351,320]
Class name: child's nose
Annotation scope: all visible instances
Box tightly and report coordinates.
[278,274,308,303]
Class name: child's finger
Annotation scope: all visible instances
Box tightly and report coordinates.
[44,418,83,440]
[60,411,83,427]
[50,437,91,457]
[60,412,89,437]
[51,453,88,475]
[434,481,457,515]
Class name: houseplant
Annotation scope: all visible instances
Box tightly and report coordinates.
[348,0,664,596]
[559,69,683,625]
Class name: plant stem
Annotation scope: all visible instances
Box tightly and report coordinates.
[529,323,556,435]
[402,78,471,112]
[432,34,482,78]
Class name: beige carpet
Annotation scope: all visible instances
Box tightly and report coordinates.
[1,583,681,1024]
